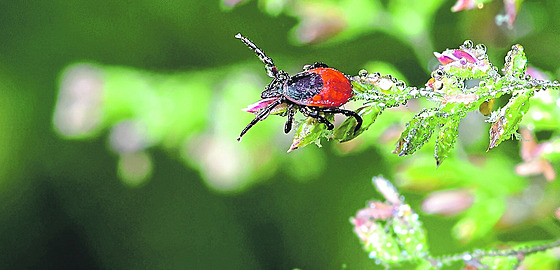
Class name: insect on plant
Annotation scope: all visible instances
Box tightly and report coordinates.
[235,33,363,141]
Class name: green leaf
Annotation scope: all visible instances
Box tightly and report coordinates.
[350,74,409,107]
[523,91,560,131]
[362,224,403,265]
[391,206,429,260]
[521,245,560,269]
[434,116,460,166]
[334,104,384,142]
[288,116,330,152]
[503,44,527,77]
[394,108,441,156]
[488,90,533,150]
[442,65,490,80]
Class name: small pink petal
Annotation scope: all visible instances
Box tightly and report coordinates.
[452,49,478,63]
[525,66,550,81]
[357,202,394,222]
[434,52,455,65]
[519,128,538,161]
[242,97,280,114]
[366,201,396,220]
[541,160,556,182]
[372,176,401,205]
[516,159,556,181]
[222,0,245,8]
[504,0,520,28]
[451,0,477,12]
[515,159,544,176]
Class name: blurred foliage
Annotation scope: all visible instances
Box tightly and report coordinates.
[351,176,560,269]
[0,0,558,269]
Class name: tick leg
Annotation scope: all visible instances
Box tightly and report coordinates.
[235,33,278,78]
[284,104,296,133]
[238,99,283,141]
[300,106,335,130]
[318,107,363,133]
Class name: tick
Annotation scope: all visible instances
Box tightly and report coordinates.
[236,33,362,141]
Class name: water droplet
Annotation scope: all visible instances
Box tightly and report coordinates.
[524,74,531,81]
[463,40,474,49]
[367,73,380,82]
[359,69,368,77]
[475,44,487,54]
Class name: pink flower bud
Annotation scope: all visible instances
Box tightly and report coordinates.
[422,189,474,217]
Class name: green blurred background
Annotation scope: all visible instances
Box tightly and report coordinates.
[1,0,560,269]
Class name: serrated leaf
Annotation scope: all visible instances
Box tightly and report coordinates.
[394,108,441,156]
[503,44,527,77]
[434,117,461,166]
[288,116,329,152]
[488,90,533,150]
[334,104,384,142]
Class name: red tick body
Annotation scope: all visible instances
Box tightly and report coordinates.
[283,67,353,107]
[303,68,354,107]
